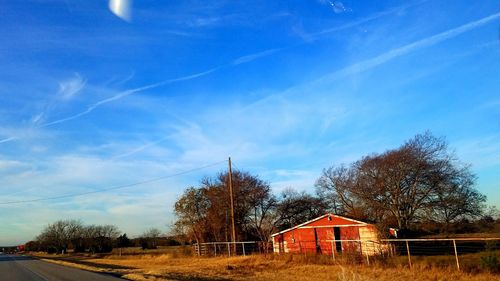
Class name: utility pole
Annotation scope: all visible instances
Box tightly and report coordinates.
[228,157,237,249]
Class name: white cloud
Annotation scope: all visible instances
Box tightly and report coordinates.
[30,113,44,125]
[0,159,30,171]
[0,149,223,245]
[39,67,222,129]
[0,126,51,144]
[58,73,86,100]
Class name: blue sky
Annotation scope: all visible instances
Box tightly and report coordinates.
[0,0,499,245]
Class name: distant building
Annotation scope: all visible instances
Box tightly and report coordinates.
[271,214,383,256]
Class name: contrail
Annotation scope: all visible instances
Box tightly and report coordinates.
[38,67,221,128]
[0,67,221,143]
[111,136,171,159]
[0,49,275,144]
[3,7,497,144]
[45,7,486,127]
[316,11,500,83]
[232,48,282,65]
[3,46,281,138]
[0,137,17,144]
[245,11,500,110]
[0,2,428,144]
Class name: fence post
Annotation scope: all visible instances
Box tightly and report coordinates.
[197,243,200,256]
[331,241,335,261]
[227,242,231,256]
[243,243,246,256]
[453,239,460,271]
[405,240,412,269]
[365,241,370,265]
[214,243,217,257]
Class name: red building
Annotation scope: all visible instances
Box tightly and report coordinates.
[17,244,25,252]
[271,214,382,256]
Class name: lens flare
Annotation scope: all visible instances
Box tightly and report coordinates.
[109,0,132,22]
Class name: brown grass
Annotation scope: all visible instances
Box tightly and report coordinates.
[31,250,500,281]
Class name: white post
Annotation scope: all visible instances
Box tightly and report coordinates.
[331,241,335,261]
[227,242,231,256]
[364,241,370,265]
[242,243,246,256]
[214,243,217,256]
[453,240,460,271]
[406,240,412,269]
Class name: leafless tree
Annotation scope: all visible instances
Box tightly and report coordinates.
[316,132,486,231]
[36,220,120,254]
[140,228,162,249]
[275,188,328,230]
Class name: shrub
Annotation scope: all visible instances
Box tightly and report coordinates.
[480,241,499,272]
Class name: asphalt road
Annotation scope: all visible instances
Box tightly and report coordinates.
[0,254,124,281]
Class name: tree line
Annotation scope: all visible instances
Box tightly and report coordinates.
[25,220,177,254]
[174,132,497,243]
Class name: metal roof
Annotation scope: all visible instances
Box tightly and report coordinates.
[271,213,369,237]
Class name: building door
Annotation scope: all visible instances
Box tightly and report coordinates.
[278,234,285,253]
[314,228,321,253]
[334,227,342,253]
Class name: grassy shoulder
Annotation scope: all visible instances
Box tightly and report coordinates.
[29,249,500,281]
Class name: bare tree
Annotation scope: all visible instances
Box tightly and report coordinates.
[430,166,485,232]
[246,181,277,244]
[275,188,328,230]
[316,132,486,231]
[37,219,84,254]
[36,220,120,254]
[141,228,162,249]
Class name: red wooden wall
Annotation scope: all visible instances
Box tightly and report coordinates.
[273,215,369,255]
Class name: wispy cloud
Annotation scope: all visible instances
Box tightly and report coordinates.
[26,73,87,127]
[0,136,17,144]
[111,136,170,159]
[0,46,284,144]
[231,48,282,65]
[4,10,497,146]
[0,159,30,171]
[58,72,86,100]
[38,67,220,128]
[315,11,500,84]
[311,0,427,38]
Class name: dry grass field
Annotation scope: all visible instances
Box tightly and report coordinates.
[31,246,500,281]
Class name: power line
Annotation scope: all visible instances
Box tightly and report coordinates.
[0,160,227,205]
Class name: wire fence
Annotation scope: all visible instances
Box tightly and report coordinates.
[194,238,500,271]
[193,241,272,257]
